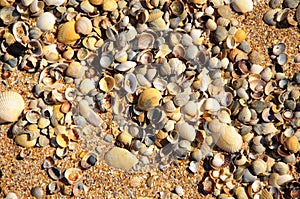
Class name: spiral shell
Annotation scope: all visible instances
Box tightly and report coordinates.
[0,91,25,123]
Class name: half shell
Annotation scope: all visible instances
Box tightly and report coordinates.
[215,125,243,153]
[0,91,25,123]
[57,20,80,45]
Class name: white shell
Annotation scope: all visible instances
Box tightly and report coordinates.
[215,125,243,153]
[0,91,25,123]
[43,0,65,6]
[175,121,196,141]
[124,73,137,94]
[37,12,56,31]
[114,61,137,72]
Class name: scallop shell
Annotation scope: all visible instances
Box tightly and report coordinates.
[75,17,93,35]
[37,12,56,31]
[137,88,162,111]
[0,91,25,123]
[57,20,80,45]
[215,125,243,153]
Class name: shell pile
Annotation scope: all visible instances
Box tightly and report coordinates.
[1,0,300,198]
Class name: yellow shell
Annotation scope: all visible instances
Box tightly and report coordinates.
[148,9,164,23]
[234,29,247,43]
[56,133,69,148]
[89,0,103,5]
[285,135,299,153]
[57,20,80,45]
[137,88,162,111]
[102,0,118,12]
[15,134,37,148]
[0,91,25,123]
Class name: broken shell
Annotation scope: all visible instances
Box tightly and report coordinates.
[102,0,118,12]
[99,76,115,92]
[0,91,25,123]
[73,182,89,196]
[251,159,267,175]
[137,88,162,111]
[64,168,83,184]
[15,134,37,147]
[81,152,98,169]
[47,182,61,195]
[57,20,80,45]
[263,9,279,26]
[148,9,164,23]
[0,6,19,25]
[75,17,93,35]
[273,162,289,175]
[36,12,56,31]
[47,167,62,180]
[26,109,40,123]
[203,98,220,112]
[210,153,225,168]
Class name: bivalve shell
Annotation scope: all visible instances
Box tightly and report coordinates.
[75,17,93,35]
[44,0,65,6]
[215,125,243,153]
[137,88,162,111]
[175,121,196,142]
[37,12,56,31]
[0,91,25,123]
[57,20,80,45]
[64,168,83,184]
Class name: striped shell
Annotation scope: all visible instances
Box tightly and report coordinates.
[215,125,243,153]
[0,91,25,123]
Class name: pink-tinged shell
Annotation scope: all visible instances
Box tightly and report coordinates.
[0,91,25,123]
[75,17,93,35]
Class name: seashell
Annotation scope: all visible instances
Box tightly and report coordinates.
[64,168,83,184]
[81,152,98,169]
[56,133,69,148]
[31,187,44,198]
[124,73,137,94]
[99,76,115,92]
[261,189,273,199]
[284,0,299,8]
[285,135,299,153]
[137,88,162,111]
[28,39,43,57]
[206,19,217,31]
[66,61,84,79]
[273,162,289,175]
[114,61,137,72]
[89,0,103,5]
[75,17,93,35]
[79,100,102,127]
[217,108,231,124]
[115,50,128,63]
[261,67,272,82]
[242,168,257,183]
[170,0,184,16]
[238,106,251,123]
[43,44,60,61]
[102,0,118,12]
[73,182,89,196]
[172,44,185,58]
[210,153,225,169]
[263,9,279,26]
[117,131,133,146]
[26,109,40,123]
[175,121,196,142]
[0,91,25,123]
[80,0,95,13]
[15,134,37,148]
[12,21,29,45]
[99,54,113,69]
[137,50,153,64]
[185,45,199,60]
[149,17,168,30]
[57,20,80,45]
[137,33,155,50]
[203,98,220,112]
[36,12,56,32]
[173,93,190,107]
[251,159,267,176]
[277,53,288,66]
[277,174,294,186]
[148,9,164,23]
[136,74,152,87]
[236,187,248,199]
[47,182,61,195]
[43,0,65,6]
[231,0,253,13]
[21,0,34,6]
[275,8,290,22]
[225,35,237,49]
[77,48,90,61]
[0,6,19,25]
[215,125,243,153]
[182,101,197,117]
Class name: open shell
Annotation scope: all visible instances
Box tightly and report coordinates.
[64,168,83,184]
[57,20,80,45]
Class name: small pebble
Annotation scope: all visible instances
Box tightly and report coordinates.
[214,26,228,43]
[293,72,300,83]
[269,0,281,8]
[104,134,114,143]
[175,185,184,196]
[238,41,252,53]
[31,187,44,199]
[104,147,139,170]
[231,0,253,13]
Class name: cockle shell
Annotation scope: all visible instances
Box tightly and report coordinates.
[102,0,118,12]
[75,17,93,35]
[0,91,25,123]
[57,20,80,45]
[64,168,82,184]
[37,12,56,31]
[215,125,243,153]
[99,76,115,92]
[137,88,162,111]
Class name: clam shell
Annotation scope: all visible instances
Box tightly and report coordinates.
[64,168,83,184]
[81,152,98,169]
[175,121,196,142]
[15,134,37,147]
[37,12,56,31]
[75,17,92,35]
[0,91,25,123]
[285,135,299,153]
[137,33,155,50]
[99,76,115,92]
[102,0,118,12]
[56,133,69,148]
[114,61,137,72]
[215,125,243,153]
[137,88,162,111]
[44,0,65,6]
[12,21,29,44]
[203,98,220,112]
[57,20,80,45]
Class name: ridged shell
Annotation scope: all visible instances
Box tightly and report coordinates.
[215,125,243,153]
[0,91,25,123]
[57,20,80,45]
[37,12,56,31]
[75,17,93,35]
